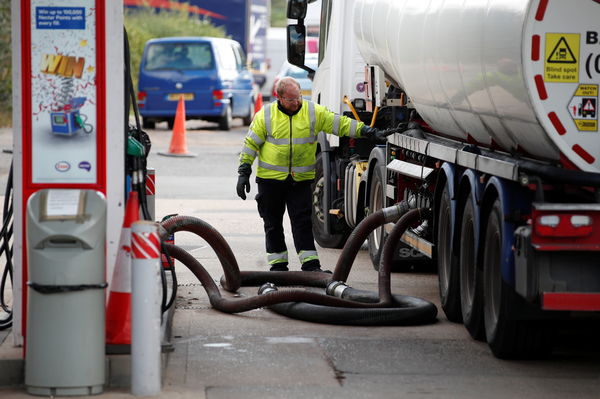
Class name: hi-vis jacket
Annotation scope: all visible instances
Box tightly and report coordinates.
[239,100,366,181]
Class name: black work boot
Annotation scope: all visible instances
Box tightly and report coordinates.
[301,260,331,273]
[269,264,289,272]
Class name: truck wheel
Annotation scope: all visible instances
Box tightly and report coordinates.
[367,164,386,270]
[460,197,485,340]
[219,104,232,131]
[311,153,350,248]
[437,185,462,322]
[142,118,155,130]
[483,199,552,359]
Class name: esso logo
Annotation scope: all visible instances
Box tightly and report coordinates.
[55,161,71,172]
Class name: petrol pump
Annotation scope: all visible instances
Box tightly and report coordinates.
[10,0,125,348]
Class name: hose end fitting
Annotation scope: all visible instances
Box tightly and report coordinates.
[326,281,350,298]
[382,200,410,223]
[258,282,278,295]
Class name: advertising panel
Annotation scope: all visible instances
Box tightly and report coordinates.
[29,0,98,183]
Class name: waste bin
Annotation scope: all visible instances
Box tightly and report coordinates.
[25,189,106,396]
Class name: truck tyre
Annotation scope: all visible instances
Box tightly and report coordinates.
[437,185,462,322]
[311,153,350,248]
[219,104,232,131]
[367,164,386,270]
[459,197,485,340]
[142,118,155,130]
[483,199,552,359]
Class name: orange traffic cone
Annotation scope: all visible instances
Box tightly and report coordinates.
[254,92,263,115]
[158,95,196,157]
[106,191,140,346]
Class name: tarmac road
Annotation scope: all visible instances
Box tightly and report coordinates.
[1,118,600,398]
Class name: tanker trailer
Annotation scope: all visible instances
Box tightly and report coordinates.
[287,0,600,358]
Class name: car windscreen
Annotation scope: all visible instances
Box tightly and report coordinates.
[144,42,215,71]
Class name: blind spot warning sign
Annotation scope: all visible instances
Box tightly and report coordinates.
[568,84,598,131]
[545,33,580,82]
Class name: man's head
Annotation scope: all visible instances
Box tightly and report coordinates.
[276,77,303,112]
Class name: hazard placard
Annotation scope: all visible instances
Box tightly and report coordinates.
[545,33,580,83]
[568,84,598,131]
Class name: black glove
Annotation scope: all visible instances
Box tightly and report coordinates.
[361,125,388,144]
[236,163,252,200]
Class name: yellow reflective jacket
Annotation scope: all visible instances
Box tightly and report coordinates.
[239,100,365,181]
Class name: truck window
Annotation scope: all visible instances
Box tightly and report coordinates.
[144,42,214,71]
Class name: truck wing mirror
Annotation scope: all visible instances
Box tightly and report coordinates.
[287,0,308,19]
[287,25,315,74]
[287,24,314,74]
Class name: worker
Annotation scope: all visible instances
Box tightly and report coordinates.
[236,76,387,272]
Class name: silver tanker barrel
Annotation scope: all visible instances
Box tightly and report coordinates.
[353,0,600,173]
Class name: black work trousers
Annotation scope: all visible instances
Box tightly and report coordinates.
[255,176,318,267]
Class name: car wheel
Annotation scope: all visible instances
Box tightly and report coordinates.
[219,104,232,131]
[242,100,254,126]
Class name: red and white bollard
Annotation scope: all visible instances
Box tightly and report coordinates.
[131,221,161,396]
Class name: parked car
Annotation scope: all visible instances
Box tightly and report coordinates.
[138,37,255,130]
[271,56,318,100]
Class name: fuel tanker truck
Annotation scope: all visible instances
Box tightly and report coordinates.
[286,0,600,358]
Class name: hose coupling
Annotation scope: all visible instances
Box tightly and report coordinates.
[382,200,410,223]
[412,219,429,236]
[326,281,350,298]
[258,282,278,295]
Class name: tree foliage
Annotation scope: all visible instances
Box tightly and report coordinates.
[271,0,287,27]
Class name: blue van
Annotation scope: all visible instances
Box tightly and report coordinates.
[138,37,255,131]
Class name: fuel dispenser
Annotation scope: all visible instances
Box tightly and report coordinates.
[11,0,124,354]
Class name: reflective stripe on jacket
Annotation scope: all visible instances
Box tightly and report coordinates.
[239,100,365,181]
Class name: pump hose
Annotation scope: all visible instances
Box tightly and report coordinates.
[159,207,437,326]
[264,208,437,325]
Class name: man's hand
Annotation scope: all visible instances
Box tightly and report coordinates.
[236,163,252,200]
[361,126,388,144]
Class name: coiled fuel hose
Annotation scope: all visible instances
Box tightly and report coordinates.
[159,203,437,326]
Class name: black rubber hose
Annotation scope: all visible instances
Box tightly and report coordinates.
[160,215,242,291]
[267,288,437,326]
[159,210,438,325]
[332,201,411,283]
[379,208,432,305]
[165,243,385,313]
[263,208,438,325]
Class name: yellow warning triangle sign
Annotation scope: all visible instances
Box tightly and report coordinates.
[547,37,577,64]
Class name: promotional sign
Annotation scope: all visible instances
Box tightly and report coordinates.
[28,0,99,184]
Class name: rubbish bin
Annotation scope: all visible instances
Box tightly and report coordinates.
[25,189,107,396]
